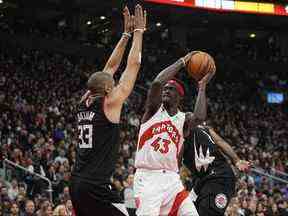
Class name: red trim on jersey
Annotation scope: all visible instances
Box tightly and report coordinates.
[168,190,189,216]
[138,121,181,152]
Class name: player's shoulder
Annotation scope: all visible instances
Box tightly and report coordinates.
[191,124,209,134]
[184,112,196,124]
[185,112,193,118]
[77,101,86,111]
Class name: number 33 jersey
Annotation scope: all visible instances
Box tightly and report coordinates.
[135,105,186,172]
[72,97,120,185]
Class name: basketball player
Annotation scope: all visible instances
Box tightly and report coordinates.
[134,52,215,216]
[70,5,146,216]
[182,125,250,216]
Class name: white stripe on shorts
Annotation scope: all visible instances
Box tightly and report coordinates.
[112,203,129,216]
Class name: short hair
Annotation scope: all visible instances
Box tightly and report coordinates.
[87,71,113,93]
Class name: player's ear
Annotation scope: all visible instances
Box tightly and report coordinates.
[104,83,113,95]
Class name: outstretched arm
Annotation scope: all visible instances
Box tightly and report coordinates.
[109,4,146,103]
[208,127,250,171]
[103,7,133,75]
[185,64,215,133]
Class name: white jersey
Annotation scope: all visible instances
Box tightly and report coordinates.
[135,105,186,172]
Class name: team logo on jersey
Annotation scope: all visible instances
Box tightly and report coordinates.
[215,193,228,209]
[194,134,215,172]
[138,120,181,150]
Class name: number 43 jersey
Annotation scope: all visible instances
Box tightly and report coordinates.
[72,97,120,184]
[135,105,185,172]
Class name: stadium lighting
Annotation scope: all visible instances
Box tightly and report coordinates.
[156,22,162,27]
[0,0,3,4]
[250,33,256,38]
[86,20,92,25]
[100,16,106,20]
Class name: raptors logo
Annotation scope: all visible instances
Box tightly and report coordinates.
[138,120,181,152]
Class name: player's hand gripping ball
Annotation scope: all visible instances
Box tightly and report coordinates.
[185,51,216,81]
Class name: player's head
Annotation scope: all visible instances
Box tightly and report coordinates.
[87,71,115,95]
[162,79,185,108]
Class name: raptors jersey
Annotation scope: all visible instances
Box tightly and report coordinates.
[135,105,185,172]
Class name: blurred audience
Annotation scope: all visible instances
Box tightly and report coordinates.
[0,27,287,216]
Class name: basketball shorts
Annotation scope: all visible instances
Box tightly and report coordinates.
[189,177,236,216]
[70,178,129,216]
[134,169,199,216]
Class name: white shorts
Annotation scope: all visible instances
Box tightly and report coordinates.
[134,169,199,216]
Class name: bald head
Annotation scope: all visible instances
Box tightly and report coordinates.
[87,71,114,95]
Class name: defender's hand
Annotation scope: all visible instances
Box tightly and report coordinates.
[134,4,147,32]
[123,6,133,34]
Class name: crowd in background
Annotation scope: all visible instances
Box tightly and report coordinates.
[0,24,287,216]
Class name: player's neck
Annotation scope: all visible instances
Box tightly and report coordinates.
[163,104,178,116]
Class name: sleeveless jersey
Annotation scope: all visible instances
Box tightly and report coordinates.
[183,126,233,178]
[72,97,120,185]
[135,105,186,172]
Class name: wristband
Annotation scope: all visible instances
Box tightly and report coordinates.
[134,28,144,33]
[122,32,131,38]
[180,57,186,67]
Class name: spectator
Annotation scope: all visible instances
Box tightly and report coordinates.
[53,204,67,216]
[10,202,20,216]
[8,179,19,201]
[65,199,73,216]
[20,200,35,216]
[54,150,68,165]
[123,174,136,216]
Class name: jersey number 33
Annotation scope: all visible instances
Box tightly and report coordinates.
[78,124,93,148]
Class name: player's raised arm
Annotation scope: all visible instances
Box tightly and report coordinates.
[144,52,197,115]
[185,65,215,133]
[103,6,134,75]
[109,4,146,103]
[208,127,250,172]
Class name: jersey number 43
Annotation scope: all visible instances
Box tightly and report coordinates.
[78,124,93,148]
[151,137,171,154]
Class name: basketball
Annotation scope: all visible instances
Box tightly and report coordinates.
[186,51,216,81]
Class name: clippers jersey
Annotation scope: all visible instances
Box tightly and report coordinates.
[183,126,233,178]
[135,105,185,172]
[72,97,120,185]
